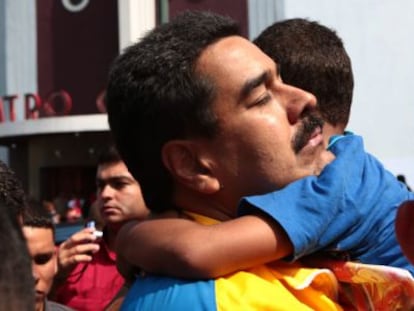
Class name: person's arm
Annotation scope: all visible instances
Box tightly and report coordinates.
[116,135,359,280]
[116,212,292,279]
[239,134,365,261]
[115,144,337,279]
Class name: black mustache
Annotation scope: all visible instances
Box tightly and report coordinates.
[293,114,324,153]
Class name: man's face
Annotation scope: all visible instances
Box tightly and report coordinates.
[96,161,149,224]
[22,226,56,311]
[195,36,329,212]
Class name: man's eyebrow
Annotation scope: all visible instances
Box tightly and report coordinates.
[239,70,271,100]
[96,175,134,183]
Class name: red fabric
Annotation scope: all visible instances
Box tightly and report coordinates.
[54,238,124,311]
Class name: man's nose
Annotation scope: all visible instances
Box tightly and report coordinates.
[99,184,114,199]
[32,263,39,284]
[279,83,317,124]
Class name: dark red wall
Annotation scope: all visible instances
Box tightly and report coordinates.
[36,0,119,115]
[36,0,248,116]
[169,0,248,37]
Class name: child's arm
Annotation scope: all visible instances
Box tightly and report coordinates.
[116,212,292,279]
[116,134,361,280]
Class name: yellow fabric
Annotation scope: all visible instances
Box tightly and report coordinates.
[184,211,342,310]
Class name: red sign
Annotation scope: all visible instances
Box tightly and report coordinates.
[0,89,106,123]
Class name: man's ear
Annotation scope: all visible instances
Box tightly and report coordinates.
[162,140,220,194]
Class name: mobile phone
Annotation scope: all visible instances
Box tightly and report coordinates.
[86,221,103,238]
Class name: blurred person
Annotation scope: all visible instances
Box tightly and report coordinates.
[0,200,34,310]
[53,193,69,223]
[43,200,61,224]
[0,159,28,222]
[23,199,73,311]
[65,206,82,223]
[52,145,149,311]
[65,196,83,223]
[106,11,342,310]
[0,160,34,309]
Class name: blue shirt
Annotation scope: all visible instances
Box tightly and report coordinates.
[239,134,414,274]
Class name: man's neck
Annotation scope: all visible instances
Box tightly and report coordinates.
[104,224,122,251]
[36,300,44,311]
[172,187,235,222]
[323,123,346,148]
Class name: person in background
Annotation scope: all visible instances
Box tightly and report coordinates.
[53,192,69,223]
[106,10,342,310]
[0,160,34,309]
[23,199,73,311]
[65,196,83,223]
[0,202,34,310]
[114,18,414,281]
[52,145,149,311]
[0,159,28,222]
[43,200,61,224]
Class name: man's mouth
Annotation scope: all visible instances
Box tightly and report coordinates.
[293,114,324,153]
[102,205,118,215]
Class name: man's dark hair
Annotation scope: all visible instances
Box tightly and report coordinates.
[0,160,27,219]
[106,11,239,212]
[97,144,123,166]
[0,201,34,310]
[22,198,55,236]
[254,18,354,126]
[397,174,412,192]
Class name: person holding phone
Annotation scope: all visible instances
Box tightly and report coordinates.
[52,145,149,311]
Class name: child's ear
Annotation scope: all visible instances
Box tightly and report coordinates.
[162,140,220,194]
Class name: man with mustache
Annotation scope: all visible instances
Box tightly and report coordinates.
[106,10,342,310]
[115,18,414,281]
